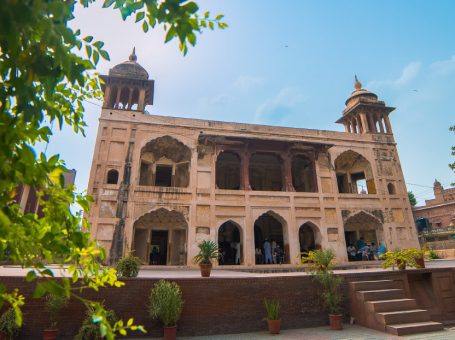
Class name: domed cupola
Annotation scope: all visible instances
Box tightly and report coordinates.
[336,76,395,135]
[100,48,155,112]
[109,48,149,80]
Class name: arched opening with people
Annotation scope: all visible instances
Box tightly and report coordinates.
[217,221,242,265]
[132,208,188,266]
[344,211,383,262]
[139,136,191,188]
[298,222,321,254]
[253,211,289,264]
[216,151,241,190]
[334,150,376,194]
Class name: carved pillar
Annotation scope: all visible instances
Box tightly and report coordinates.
[241,151,250,190]
[383,114,393,134]
[127,87,133,109]
[352,119,357,134]
[283,152,295,192]
[370,114,378,133]
[138,88,146,111]
[115,88,121,109]
[344,123,349,132]
[356,116,363,134]
[103,85,111,108]
[360,112,369,133]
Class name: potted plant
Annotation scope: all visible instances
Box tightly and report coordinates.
[0,308,21,340]
[315,270,344,330]
[149,280,184,340]
[42,292,68,340]
[263,298,280,334]
[115,255,142,278]
[381,248,420,270]
[75,309,116,340]
[193,240,219,277]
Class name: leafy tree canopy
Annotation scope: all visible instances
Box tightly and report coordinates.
[408,191,417,207]
[0,0,226,338]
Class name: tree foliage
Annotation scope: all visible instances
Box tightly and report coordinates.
[408,191,417,207]
[0,0,226,338]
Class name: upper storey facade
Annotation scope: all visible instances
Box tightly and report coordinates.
[87,52,419,266]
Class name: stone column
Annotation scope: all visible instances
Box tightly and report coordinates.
[115,88,121,109]
[127,87,133,109]
[103,85,111,108]
[370,114,378,133]
[241,151,250,190]
[383,114,393,134]
[138,88,146,111]
[356,116,363,134]
[283,153,295,192]
[360,112,369,133]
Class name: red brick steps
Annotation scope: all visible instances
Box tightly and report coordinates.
[350,279,444,336]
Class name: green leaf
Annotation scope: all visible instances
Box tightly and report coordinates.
[33,283,47,298]
[215,14,224,20]
[187,32,196,46]
[85,45,92,58]
[142,21,149,32]
[93,50,100,65]
[26,270,37,282]
[165,26,176,43]
[93,41,104,49]
[102,0,115,8]
[100,50,110,61]
[135,11,145,23]
[83,36,93,43]
[208,21,214,30]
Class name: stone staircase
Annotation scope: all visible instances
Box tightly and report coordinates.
[350,279,444,336]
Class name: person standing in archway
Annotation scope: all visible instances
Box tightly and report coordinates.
[233,242,241,265]
[263,239,272,264]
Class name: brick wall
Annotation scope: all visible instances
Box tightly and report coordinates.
[1,269,454,339]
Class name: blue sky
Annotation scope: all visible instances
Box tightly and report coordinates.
[43,0,455,205]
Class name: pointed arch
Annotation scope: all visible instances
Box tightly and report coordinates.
[253,210,289,264]
[217,220,243,265]
[334,150,376,194]
[298,221,322,253]
[132,207,188,265]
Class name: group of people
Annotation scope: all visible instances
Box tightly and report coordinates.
[255,239,285,264]
[347,237,387,261]
[218,241,241,265]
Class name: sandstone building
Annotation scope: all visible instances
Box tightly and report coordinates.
[413,180,455,230]
[87,51,419,266]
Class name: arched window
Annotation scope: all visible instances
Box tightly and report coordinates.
[107,169,119,184]
[249,153,283,191]
[334,150,376,194]
[387,183,396,194]
[292,155,317,192]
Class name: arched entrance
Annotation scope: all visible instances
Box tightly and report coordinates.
[299,222,321,253]
[344,211,382,261]
[218,221,242,265]
[132,208,187,265]
[254,212,289,264]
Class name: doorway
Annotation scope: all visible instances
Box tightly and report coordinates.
[150,230,168,265]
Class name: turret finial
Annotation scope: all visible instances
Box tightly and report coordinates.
[354,75,362,90]
[129,47,137,62]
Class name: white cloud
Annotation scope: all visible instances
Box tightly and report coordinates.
[430,55,455,76]
[233,75,265,92]
[367,61,421,89]
[254,87,304,124]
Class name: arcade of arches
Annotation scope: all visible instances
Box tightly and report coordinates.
[132,208,187,265]
[218,221,242,265]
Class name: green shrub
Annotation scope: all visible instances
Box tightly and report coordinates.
[315,270,343,314]
[299,248,335,272]
[381,248,421,270]
[193,240,219,264]
[0,308,21,339]
[115,255,141,278]
[428,248,440,260]
[45,293,67,328]
[149,280,183,327]
[75,309,116,340]
[263,299,280,320]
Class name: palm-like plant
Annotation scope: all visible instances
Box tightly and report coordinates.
[193,240,219,264]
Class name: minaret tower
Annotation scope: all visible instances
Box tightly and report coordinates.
[336,76,395,134]
[100,48,154,112]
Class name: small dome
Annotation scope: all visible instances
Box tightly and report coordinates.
[109,48,149,80]
[345,76,378,108]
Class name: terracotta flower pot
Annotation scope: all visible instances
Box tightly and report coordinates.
[163,325,177,340]
[199,263,212,277]
[415,256,425,268]
[43,328,58,340]
[267,319,281,334]
[329,314,343,330]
